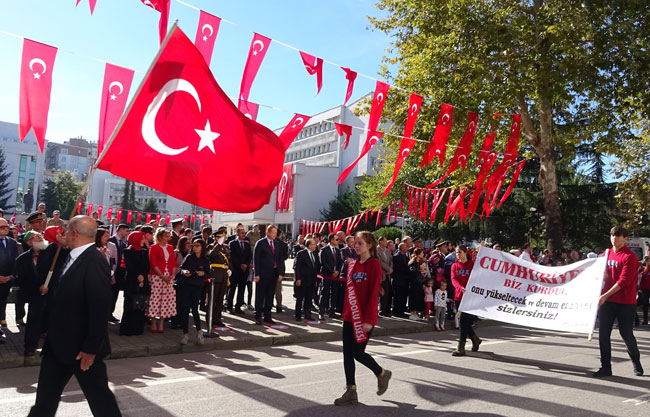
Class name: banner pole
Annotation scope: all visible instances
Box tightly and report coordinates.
[588,248,609,341]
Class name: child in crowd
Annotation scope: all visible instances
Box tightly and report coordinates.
[434,280,448,331]
[423,278,435,319]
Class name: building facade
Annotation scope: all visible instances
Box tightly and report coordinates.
[0,121,46,213]
[44,137,97,180]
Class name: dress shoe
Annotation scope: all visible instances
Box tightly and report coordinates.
[108,315,120,324]
[593,367,612,377]
[295,316,302,322]
[264,318,276,325]
[318,314,327,322]
[633,361,644,376]
[254,317,263,325]
[17,319,26,326]
[213,321,226,327]
[233,308,245,315]
[276,307,283,313]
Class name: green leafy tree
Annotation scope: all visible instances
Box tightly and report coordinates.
[373,226,402,242]
[120,180,139,212]
[142,198,159,215]
[39,171,82,220]
[365,0,650,251]
[0,147,14,210]
[320,188,377,232]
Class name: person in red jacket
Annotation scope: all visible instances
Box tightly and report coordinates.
[334,231,392,406]
[451,244,481,356]
[594,226,643,377]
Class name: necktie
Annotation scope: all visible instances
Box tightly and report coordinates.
[310,252,315,267]
[270,240,277,268]
[240,241,244,250]
[60,253,73,282]
[0,238,5,249]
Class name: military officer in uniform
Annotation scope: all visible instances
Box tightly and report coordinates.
[206,227,231,328]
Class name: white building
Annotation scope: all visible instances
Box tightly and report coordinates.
[0,121,46,213]
[44,137,96,180]
[211,96,380,236]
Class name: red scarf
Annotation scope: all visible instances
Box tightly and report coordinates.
[346,259,368,343]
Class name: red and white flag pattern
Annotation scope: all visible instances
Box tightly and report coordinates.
[335,123,352,150]
[275,164,293,210]
[299,51,323,95]
[98,63,134,156]
[336,131,384,185]
[194,10,221,65]
[421,103,454,168]
[427,112,478,188]
[279,114,311,150]
[341,67,357,106]
[238,33,271,109]
[140,0,171,45]
[238,100,259,121]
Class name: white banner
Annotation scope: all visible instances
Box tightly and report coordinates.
[459,247,606,334]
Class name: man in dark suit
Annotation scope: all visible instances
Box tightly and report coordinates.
[253,225,283,325]
[228,227,252,314]
[392,242,411,318]
[294,239,319,321]
[170,218,183,248]
[274,230,289,313]
[108,224,129,323]
[318,233,343,321]
[0,217,18,329]
[29,215,121,417]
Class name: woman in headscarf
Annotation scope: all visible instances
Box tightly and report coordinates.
[120,231,151,335]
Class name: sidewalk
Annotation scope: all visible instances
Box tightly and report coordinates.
[0,278,440,369]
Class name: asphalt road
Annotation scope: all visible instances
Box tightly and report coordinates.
[1,324,649,416]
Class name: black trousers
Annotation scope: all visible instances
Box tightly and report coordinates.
[639,289,650,323]
[598,301,641,368]
[0,283,10,321]
[15,288,27,320]
[24,296,45,351]
[392,284,408,315]
[246,280,253,305]
[28,352,121,417]
[295,281,315,319]
[459,312,476,342]
[319,278,340,315]
[227,273,247,309]
[208,281,228,325]
[380,278,392,315]
[178,285,202,333]
[255,271,277,319]
[342,321,382,386]
[110,284,120,314]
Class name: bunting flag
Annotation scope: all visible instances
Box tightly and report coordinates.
[98,63,134,156]
[476,126,497,167]
[137,211,142,223]
[375,209,381,227]
[238,100,259,121]
[299,51,323,95]
[465,187,484,221]
[146,212,152,223]
[443,188,456,224]
[77,201,83,214]
[393,201,399,222]
[335,123,353,150]
[165,213,171,225]
[408,186,414,215]
[107,207,113,220]
[447,187,467,222]
[387,204,391,223]
[9,212,15,224]
[156,213,161,223]
[127,210,133,223]
[368,81,390,131]
[422,192,429,220]
[336,131,384,184]
[183,214,188,221]
[76,0,97,14]
[97,205,103,219]
[238,33,271,109]
[19,39,58,152]
[429,188,448,222]
[275,164,293,210]
[341,67,357,106]
[190,214,195,224]
[426,111,478,188]
[420,103,454,168]
[194,10,221,65]
[505,114,521,159]
[86,203,93,216]
[140,0,170,45]
[201,214,205,224]
[382,93,422,197]
[419,188,425,219]
[279,114,311,150]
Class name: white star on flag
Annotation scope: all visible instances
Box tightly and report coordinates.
[110,94,117,101]
[33,72,41,79]
[195,120,220,153]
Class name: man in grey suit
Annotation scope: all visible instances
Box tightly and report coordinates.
[377,236,394,317]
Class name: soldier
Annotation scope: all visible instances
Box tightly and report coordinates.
[206,227,231,328]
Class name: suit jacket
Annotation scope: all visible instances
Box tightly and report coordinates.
[392,252,410,286]
[109,235,127,284]
[16,248,41,297]
[319,245,342,277]
[230,238,253,278]
[294,248,319,286]
[253,237,282,280]
[340,246,358,278]
[377,246,393,282]
[0,236,18,282]
[43,245,112,364]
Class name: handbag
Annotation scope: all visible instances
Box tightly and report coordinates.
[132,293,149,312]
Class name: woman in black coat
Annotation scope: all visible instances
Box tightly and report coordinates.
[178,239,210,345]
[408,248,427,320]
[120,231,150,336]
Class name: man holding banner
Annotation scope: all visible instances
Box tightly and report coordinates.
[593,226,643,377]
[451,245,481,356]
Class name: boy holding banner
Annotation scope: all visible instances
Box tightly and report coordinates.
[594,226,644,377]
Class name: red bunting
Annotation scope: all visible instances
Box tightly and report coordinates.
[429,188,447,222]
[86,203,93,216]
[98,205,103,219]
[335,123,353,150]
[341,67,357,106]
[299,51,323,95]
[423,192,429,220]
[77,201,83,214]
[183,214,188,221]
[476,126,497,167]
[336,131,384,184]
[376,210,381,227]
[333,219,345,233]
[505,114,521,159]
[117,209,123,222]
[426,112,478,188]
[421,103,454,168]
[194,10,221,65]
[201,214,206,225]
[279,114,311,150]
[140,0,170,45]
[75,0,97,14]
[408,186,414,215]
[145,212,151,223]
[107,207,113,220]
[276,164,293,210]
[190,214,195,224]
[165,213,171,225]
[443,188,456,224]
[19,39,58,152]
[368,81,390,132]
[387,204,391,223]
[238,100,259,121]
[447,187,467,222]
[127,210,133,223]
[419,189,425,220]
[98,63,134,157]
[137,212,142,223]
[239,33,271,109]
[156,213,161,223]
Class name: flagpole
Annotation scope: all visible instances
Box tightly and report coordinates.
[588,248,609,341]
[44,21,180,289]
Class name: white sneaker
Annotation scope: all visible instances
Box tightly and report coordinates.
[409,314,419,321]
[197,331,204,345]
[180,333,189,345]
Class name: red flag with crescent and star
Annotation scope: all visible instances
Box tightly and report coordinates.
[96,25,287,213]
[140,0,170,45]
[19,39,58,152]
[194,10,221,65]
[279,114,311,150]
[420,103,454,168]
[275,164,293,210]
[238,100,259,121]
[98,63,134,157]
[336,131,384,185]
[335,123,352,150]
[299,51,323,95]
[382,93,422,197]
[238,33,271,110]
[426,112,478,188]
[341,67,357,106]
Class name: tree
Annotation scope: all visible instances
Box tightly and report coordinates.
[39,171,82,220]
[320,188,376,232]
[366,0,650,251]
[374,226,402,242]
[142,198,159,215]
[120,180,139,211]
[0,147,14,210]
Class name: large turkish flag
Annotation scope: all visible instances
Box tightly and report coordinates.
[97,25,285,213]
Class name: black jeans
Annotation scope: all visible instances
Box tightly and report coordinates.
[342,321,382,386]
[28,352,121,417]
[295,281,315,319]
[178,285,202,333]
[459,312,476,342]
[598,301,641,368]
[15,288,27,321]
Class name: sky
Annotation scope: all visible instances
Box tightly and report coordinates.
[0,0,392,143]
